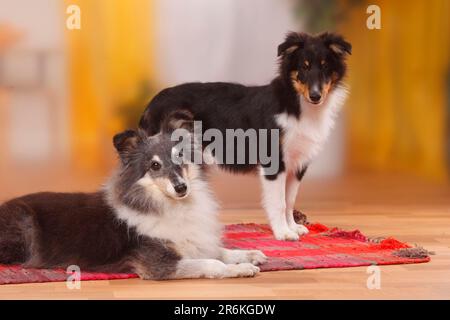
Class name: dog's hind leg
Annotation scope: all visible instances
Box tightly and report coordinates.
[0,201,39,265]
[260,169,299,241]
[220,248,267,265]
[171,259,260,279]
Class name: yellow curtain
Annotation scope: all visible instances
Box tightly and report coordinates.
[343,0,449,180]
[66,0,156,171]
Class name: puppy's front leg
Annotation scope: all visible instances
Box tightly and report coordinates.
[221,248,267,265]
[172,259,260,279]
[285,172,309,236]
[260,170,299,241]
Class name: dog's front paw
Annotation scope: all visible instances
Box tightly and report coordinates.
[225,263,260,278]
[289,223,309,236]
[273,227,299,241]
[222,249,267,265]
[246,250,267,265]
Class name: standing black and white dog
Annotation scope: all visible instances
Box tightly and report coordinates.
[139,32,351,241]
[0,116,266,280]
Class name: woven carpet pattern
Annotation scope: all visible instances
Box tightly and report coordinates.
[0,222,430,285]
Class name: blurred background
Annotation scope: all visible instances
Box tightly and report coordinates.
[0,0,449,208]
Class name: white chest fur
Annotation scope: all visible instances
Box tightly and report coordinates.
[114,179,222,260]
[276,86,348,172]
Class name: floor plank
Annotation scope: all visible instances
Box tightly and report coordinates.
[0,174,449,299]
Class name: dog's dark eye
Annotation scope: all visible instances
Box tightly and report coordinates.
[150,161,161,171]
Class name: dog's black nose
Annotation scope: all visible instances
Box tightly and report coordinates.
[309,92,322,103]
[174,183,187,196]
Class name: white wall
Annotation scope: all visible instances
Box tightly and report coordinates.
[0,0,68,163]
[0,0,63,50]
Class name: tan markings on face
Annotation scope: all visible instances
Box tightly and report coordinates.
[321,60,326,65]
[186,164,201,184]
[321,81,332,100]
[150,177,178,199]
[139,173,174,198]
[137,173,166,202]
[304,60,309,67]
[331,72,339,84]
[184,166,192,179]
[290,71,309,98]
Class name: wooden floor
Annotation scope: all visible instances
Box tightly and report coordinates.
[0,174,449,299]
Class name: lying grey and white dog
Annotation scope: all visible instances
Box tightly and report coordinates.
[0,114,267,280]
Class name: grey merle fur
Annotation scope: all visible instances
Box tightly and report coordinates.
[0,117,198,280]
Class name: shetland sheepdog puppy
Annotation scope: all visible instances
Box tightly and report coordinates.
[0,114,266,280]
[139,32,352,241]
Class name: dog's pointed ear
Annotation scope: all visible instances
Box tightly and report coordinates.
[113,129,140,162]
[277,32,306,57]
[162,109,195,133]
[321,32,352,56]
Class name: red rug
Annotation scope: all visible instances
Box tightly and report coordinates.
[0,221,431,285]
[224,223,431,271]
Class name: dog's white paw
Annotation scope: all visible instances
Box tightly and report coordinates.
[222,249,267,265]
[225,263,260,278]
[246,250,268,265]
[274,228,299,241]
[289,223,309,236]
